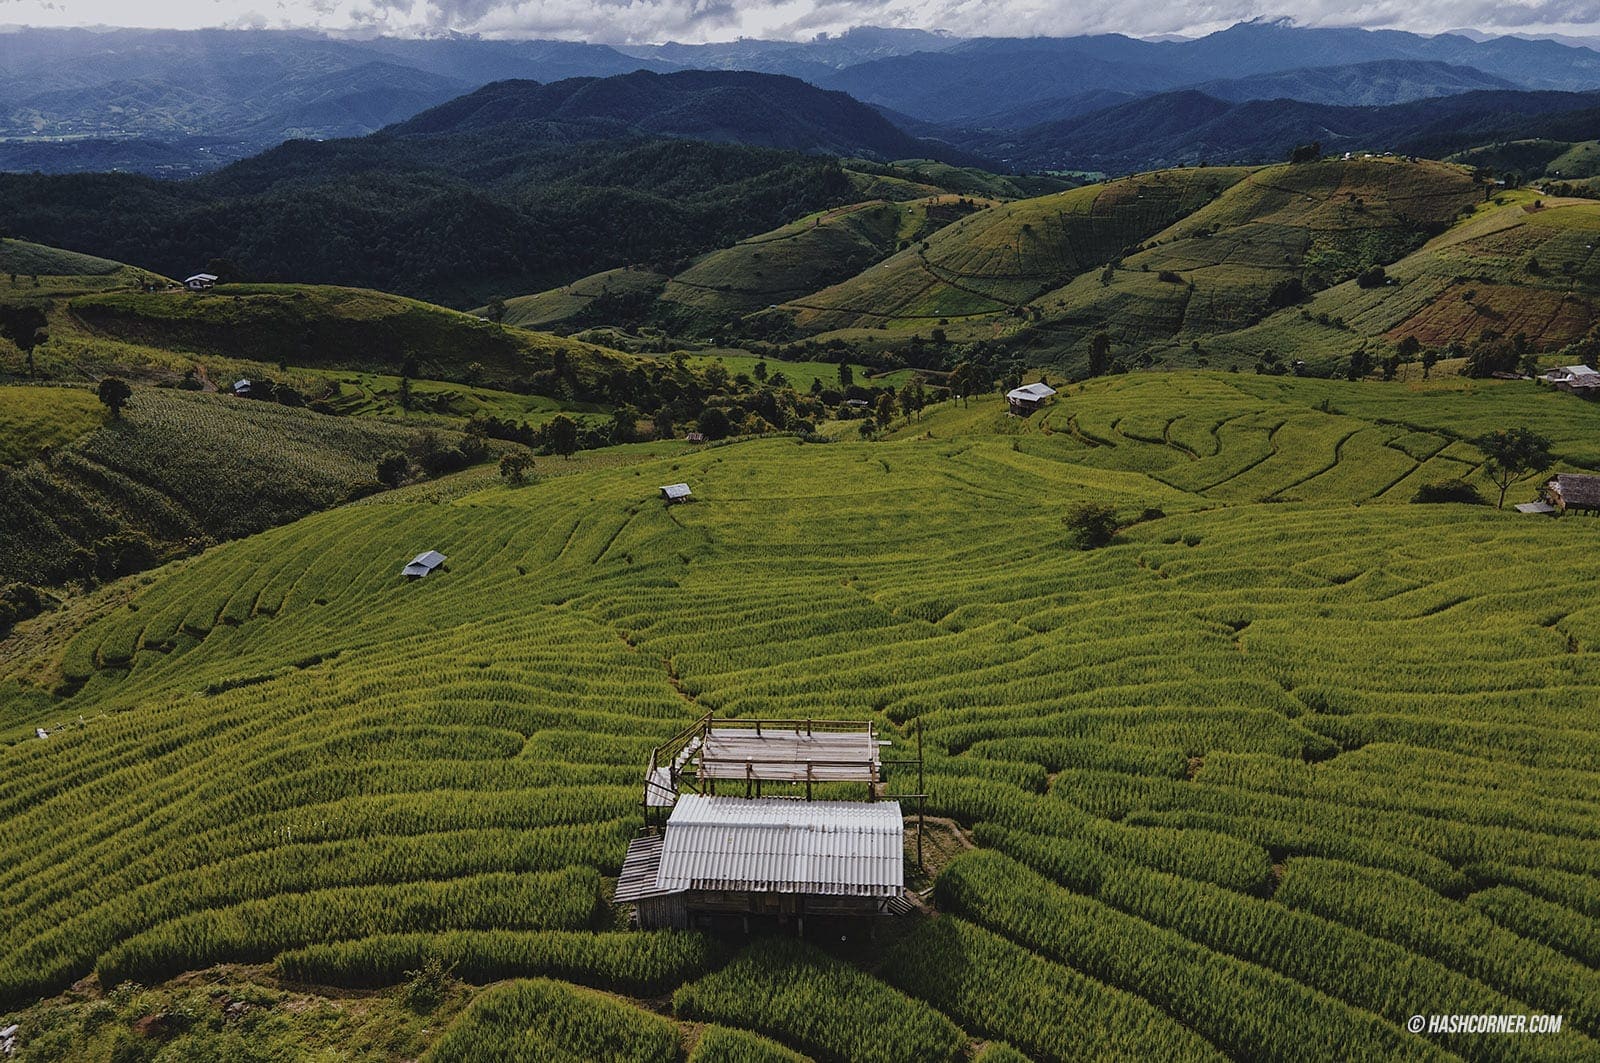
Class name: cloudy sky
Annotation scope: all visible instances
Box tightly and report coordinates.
[1,0,1598,45]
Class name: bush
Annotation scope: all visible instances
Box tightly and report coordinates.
[1412,479,1486,505]
[1064,502,1120,549]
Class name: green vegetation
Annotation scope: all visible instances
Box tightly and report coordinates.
[0,386,101,463]
[674,939,964,1063]
[426,978,683,1062]
[4,369,1600,1058]
[0,387,480,590]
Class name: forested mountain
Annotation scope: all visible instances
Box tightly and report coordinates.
[4,22,1600,174]
[388,70,966,161]
[966,87,1600,172]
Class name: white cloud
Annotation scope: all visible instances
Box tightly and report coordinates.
[0,0,1595,43]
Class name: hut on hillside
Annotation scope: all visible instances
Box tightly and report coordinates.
[1006,381,1057,414]
[616,715,921,932]
[659,483,693,503]
[185,273,218,292]
[1542,365,1600,396]
[1547,473,1600,514]
[402,550,446,578]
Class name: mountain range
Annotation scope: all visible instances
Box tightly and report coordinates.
[3,21,1600,175]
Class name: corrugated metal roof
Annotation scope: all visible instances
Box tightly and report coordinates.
[660,483,692,500]
[614,835,676,902]
[1007,382,1057,401]
[402,550,446,577]
[656,795,903,897]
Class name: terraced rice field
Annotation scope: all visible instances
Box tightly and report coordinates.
[3,372,1599,1059]
[784,169,1251,331]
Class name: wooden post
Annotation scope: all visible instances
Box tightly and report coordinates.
[917,717,925,871]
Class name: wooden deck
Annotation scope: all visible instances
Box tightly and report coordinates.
[696,728,881,783]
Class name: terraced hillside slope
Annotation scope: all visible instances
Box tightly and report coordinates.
[780,167,1254,333]
[1214,191,1600,370]
[489,195,990,335]
[3,372,1599,1059]
[995,158,1482,362]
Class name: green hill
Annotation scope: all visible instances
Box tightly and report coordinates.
[1006,158,1481,366]
[485,195,989,336]
[778,167,1253,333]
[1210,190,1600,373]
[0,386,488,595]
[66,284,628,393]
[5,372,1600,1060]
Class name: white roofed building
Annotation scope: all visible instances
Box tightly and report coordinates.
[401,550,446,578]
[1006,381,1057,414]
[660,482,692,503]
[616,715,917,930]
[185,273,218,291]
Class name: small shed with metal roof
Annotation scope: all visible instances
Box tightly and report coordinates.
[402,550,447,578]
[1006,381,1056,414]
[617,714,922,931]
[660,482,693,503]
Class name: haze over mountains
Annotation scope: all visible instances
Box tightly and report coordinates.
[3,20,1600,175]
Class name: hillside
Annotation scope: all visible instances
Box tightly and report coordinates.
[1193,59,1517,107]
[492,195,990,335]
[1006,158,1483,366]
[968,87,1600,173]
[388,71,973,164]
[776,167,1253,333]
[0,386,481,593]
[65,284,626,392]
[1210,191,1600,371]
[0,135,861,308]
[3,372,1600,1059]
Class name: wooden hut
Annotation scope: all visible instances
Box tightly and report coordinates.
[1547,473,1600,514]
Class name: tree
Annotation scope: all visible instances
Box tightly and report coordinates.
[1397,335,1422,361]
[0,305,48,375]
[697,407,732,440]
[397,376,414,411]
[837,363,854,389]
[499,450,533,485]
[464,362,484,386]
[1288,141,1322,164]
[1421,347,1439,379]
[1346,349,1373,381]
[96,377,132,419]
[753,361,768,383]
[1473,428,1553,509]
[949,361,976,406]
[376,451,409,487]
[484,296,507,324]
[546,414,580,458]
[875,392,896,429]
[1088,331,1112,377]
[1064,502,1120,549]
[1356,266,1388,289]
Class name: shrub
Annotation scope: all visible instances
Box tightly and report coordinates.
[1412,479,1485,505]
[1064,502,1119,549]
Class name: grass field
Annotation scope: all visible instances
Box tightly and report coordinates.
[0,385,103,463]
[3,371,1598,1059]
[0,387,478,591]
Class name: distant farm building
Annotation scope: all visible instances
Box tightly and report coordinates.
[660,483,692,503]
[184,273,218,292]
[402,550,446,578]
[231,379,252,396]
[1546,473,1600,514]
[1542,365,1600,396]
[616,715,922,932]
[1007,381,1057,414]
[685,432,705,444]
